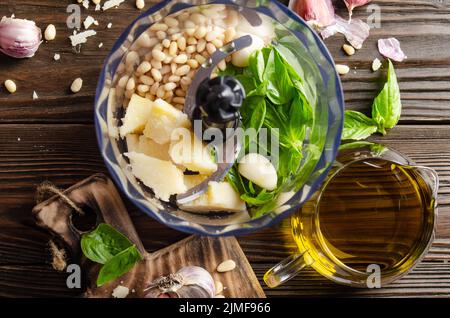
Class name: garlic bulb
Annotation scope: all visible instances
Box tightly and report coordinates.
[294,0,335,28]
[0,16,42,58]
[343,0,371,19]
[144,266,215,298]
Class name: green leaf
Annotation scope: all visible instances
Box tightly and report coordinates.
[96,245,142,286]
[372,59,402,133]
[263,49,295,105]
[241,189,275,206]
[342,110,378,141]
[249,50,265,83]
[81,224,134,264]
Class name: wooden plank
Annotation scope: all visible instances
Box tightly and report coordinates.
[0,1,450,122]
[0,123,449,297]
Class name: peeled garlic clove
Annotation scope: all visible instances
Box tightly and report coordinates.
[343,0,371,19]
[144,266,215,298]
[0,16,42,58]
[238,153,278,191]
[294,0,335,28]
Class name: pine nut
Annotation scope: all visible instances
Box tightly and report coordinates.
[126,51,140,67]
[173,97,185,104]
[180,76,192,86]
[169,75,181,82]
[169,41,178,56]
[171,33,182,41]
[152,49,166,62]
[70,78,83,93]
[150,59,162,69]
[164,82,177,91]
[218,59,226,71]
[174,65,190,76]
[137,84,150,93]
[167,27,180,35]
[206,42,216,55]
[197,38,206,53]
[174,54,188,64]
[336,64,350,75]
[194,26,207,39]
[187,37,197,45]
[44,24,56,41]
[186,45,196,54]
[185,28,195,37]
[118,75,129,88]
[191,13,206,25]
[136,0,145,10]
[156,31,166,40]
[126,77,135,91]
[151,68,162,82]
[137,61,151,74]
[164,17,179,28]
[217,260,236,273]
[170,63,177,74]
[163,55,173,64]
[161,65,171,75]
[195,54,206,64]
[139,75,154,86]
[150,82,159,95]
[205,30,218,42]
[224,27,235,43]
[156,86,165,98]
[175,89,186,97]
[187,59,199,69]
[211,39,223,48]
[343,44,355,56]
[184,20,196,29]
[137,33,155,48]
[149,23,168,32]
[4,79,16,93]
[162,38,170,48]
[177,37,186,51]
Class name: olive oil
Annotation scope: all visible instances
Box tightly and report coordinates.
[293,158,435,281]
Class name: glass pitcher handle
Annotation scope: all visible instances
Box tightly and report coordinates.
[414,165,440,200]
[264,252,313,288]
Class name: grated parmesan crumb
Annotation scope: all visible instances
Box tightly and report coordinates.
[107,22,112,29]
[32,91,39,100]
[98,42,103,48]
[82,0,89,9]
[112,285,129,298]
[103,0,125,11]
[69,30,97,46]
[83,16,98,29]
[53,53,60,61]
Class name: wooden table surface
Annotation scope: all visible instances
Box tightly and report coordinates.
[1,0,450,298]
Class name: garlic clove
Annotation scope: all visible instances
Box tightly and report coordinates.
[294,0,335,28]
[0,16,42,58]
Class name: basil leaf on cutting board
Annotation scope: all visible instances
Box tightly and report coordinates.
[372,59,402,134]
[81,223,142,286]
[81,223,134,264]
[342,110,378,141]
[96,245,142,287]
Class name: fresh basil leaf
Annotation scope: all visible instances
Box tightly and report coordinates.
[339,141,374,151]
[96,245,142,286]
[372,59,402,134]
[249,50,265,83]
[241,190,275,206]
[81,223,134,264]
[218,64,243,77]
[342,110,378,141]
[264,50,296,105]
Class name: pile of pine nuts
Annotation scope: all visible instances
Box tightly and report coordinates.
[115,5,240,110]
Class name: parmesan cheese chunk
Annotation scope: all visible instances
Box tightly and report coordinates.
[143,98,190,144]
[120,94,153,137]
[181,181,246,213]
[103,0,125,11]
[126,152,187,201]
[169,131,217,174]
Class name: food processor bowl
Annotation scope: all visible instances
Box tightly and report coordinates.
[94,0,344,236]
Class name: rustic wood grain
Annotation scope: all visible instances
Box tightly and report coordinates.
[0,0,450,297]
[32,174,264,298]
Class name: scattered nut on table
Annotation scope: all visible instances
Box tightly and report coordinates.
[343,44,355,56]
[136,0,145,10]
[336,64,350,75]
[70,78,83,93]
[44,24,56,41]
[214,280,224,295]
[4,79,17,94]
[217,259,236,273]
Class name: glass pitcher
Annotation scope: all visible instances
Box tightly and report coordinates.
[264,142,439,288]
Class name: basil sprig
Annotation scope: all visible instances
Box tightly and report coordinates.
[81,223,142,286]
[342,60,402,140]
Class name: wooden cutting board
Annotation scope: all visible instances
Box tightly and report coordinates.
[32,174,265,298]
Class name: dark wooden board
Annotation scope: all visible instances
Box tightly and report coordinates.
[31,174,264,298]
[1,0,450,297]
